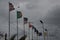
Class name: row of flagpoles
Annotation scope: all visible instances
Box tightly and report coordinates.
[8,2,48,40]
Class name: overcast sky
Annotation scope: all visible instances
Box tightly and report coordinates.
[0,0,60,40]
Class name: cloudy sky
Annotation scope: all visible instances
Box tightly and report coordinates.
[0,0,60,40]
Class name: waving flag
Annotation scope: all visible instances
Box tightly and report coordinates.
[29,25,42,36]
[45,29,47,31]
[38,32,42,36]
[40,20,43,24]
[29,22,33,28]
[32,26,38,33]
[36,30,39,34]
[9,2,15,11]
[32,26,37,32]
[32,26,36,32]
[32,26,42,36]
[17,11,22,19]
[44,32,47,37]
[24,17,28,24]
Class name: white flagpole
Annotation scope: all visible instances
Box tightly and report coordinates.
[32,27,33,40]
[47,30,48,40]
[23,17,25,36]
[9,12,10,40]
[37,34,38,40]
[8,4,10,40]
[8,2,15,40]
[40,20,45,40]
[28,22,30,40]
[42,23,45,40]
[16,13,19,40]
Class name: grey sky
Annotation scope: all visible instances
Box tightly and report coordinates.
[0,0,60,40]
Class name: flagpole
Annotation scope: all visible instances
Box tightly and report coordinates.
[42,23,45,40]
[17,16,18,40]
[29,25,30,40]
[23,17,28,38]
[16,10,23,40]
[40,20,45,40]
[29,22,30,40]
[45,29,48,40]
[8,8,10,40]
[24,22,25,36]
[8,2,15,40]
[23,17,25,36]
[32,27,33,40]
[47,30,48,40]
[37,34,39,40]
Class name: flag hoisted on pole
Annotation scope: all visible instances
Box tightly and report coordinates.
[8,2,15,40]
[40,20,45,40]
[9,2,15,11]
[30,24,33,40]
[29,22,32,28]
[17,11,22,40]
[36,29,39,40]
[45,29,48,40]
[32,25,42,40]
[24,17,28,24]
[23,17,28,40]
[32,26,33,40]
[29,23,33,40]
[17,11,22,19]
[29,23,42,40]
[28,22,31,40]
[32,26,36,32]
[38,32,42,36]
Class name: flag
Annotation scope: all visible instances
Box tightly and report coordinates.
[9,2,15,11]
[40,20,43,24]
[32,25,41,35]
[44,32,47,37]
[31,25,36,32]
[32,27,38,34]
[44,29,48,37]
[17,11,22,19]
[32,26,42,36]
[29,22,32,28]
[35,29,41,36]
[24,17,28,24]
[38,32,42,36]
[45,29,47,31]
[32,26,36,32]
[32,25,34,28]
[36,30,39,34]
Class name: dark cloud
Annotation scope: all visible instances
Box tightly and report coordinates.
[44,5,60,25]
